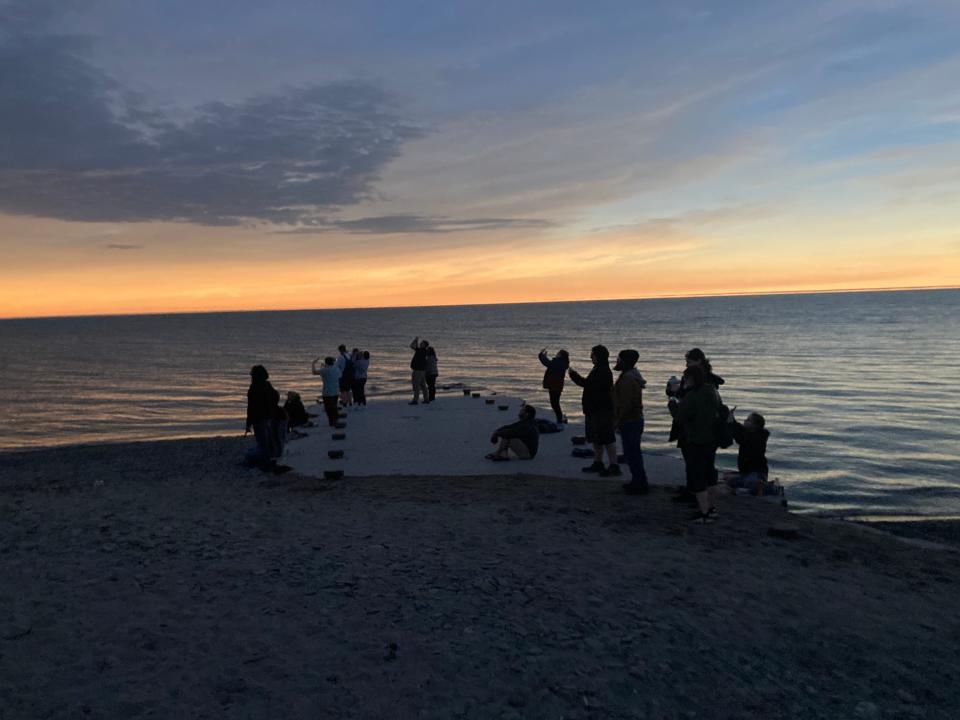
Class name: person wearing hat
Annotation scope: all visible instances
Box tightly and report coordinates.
[613,349,649,494]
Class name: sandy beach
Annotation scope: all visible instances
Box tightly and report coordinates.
[2,433,959,720]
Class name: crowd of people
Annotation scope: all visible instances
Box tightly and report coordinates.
[244,339,773,523]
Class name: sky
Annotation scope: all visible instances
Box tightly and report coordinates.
[1,0,959,318]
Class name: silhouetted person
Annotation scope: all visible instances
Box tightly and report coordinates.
[667,347,725,503]
[727,410,771,494]
[538,348,569,424]
[336,344,354,406]
[283,391,311,428]
[569,345,618,476]
[669,365,721,523]
[351,349,369,406]
[425,346,439,402]
[244,364,280,469]
[312,356,341,426]
[486,405,540,460]
[613,349,649,494]
[409,336,430,405]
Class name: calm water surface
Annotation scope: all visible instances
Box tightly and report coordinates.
[2,290,958,518]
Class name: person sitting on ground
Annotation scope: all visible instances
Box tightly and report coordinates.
[569,345,619,476]
[538,348,570,424]
[283,391,312,428]
[486,405,540,461]
[311,356,342,427]
[726,410,772,495]
[409,336,430,405]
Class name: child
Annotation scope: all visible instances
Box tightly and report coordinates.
[726,410,772,495]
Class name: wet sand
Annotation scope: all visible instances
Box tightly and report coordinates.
[2,437,959,719]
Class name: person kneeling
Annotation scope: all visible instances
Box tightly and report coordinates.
[486,405,539,461]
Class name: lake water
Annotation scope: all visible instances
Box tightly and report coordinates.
[1,289,958,519]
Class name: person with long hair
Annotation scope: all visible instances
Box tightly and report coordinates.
[569,345,619,476]
[538,348,570,424]
[352,349,369,406]
[244,364,280,469]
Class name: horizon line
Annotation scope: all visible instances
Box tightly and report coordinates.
[2,283,958,321]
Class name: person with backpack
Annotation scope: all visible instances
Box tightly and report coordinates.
[613,349,649,495]
[425,346,439,402]
[409,336,430,405]
[667,347,725,503]
[568,344,619,476]
[335,344,354,407]
[351,349,369,406]
[538,348,570,424]
[668,365,721,523]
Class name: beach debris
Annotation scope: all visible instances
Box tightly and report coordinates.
[383,641,398,661]
[471,392,481,398]
[570,436,587,445]
[323,470,344,480]
[485,398,495,404]
[334,422,347,429]
[767,523,801,540]
[462,389,471,395]
[498,405,509,411]
[327,450,344,459]
[332,433,346,440]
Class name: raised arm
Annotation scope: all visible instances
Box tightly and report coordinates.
[410,336,419,350]
[538,349,550,368]
[311,357,321,375]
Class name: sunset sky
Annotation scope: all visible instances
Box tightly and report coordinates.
[1,0,959,318]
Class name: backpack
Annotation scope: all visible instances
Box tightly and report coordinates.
[536,418,562,434]
[714,400,733,449]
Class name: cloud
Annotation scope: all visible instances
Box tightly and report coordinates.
[0,2,425,225]
[103,243,142,250]
[280,214,553,234]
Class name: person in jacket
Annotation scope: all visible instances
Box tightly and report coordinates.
[351,349,369,406]
[409,337,430,405]
[283,391,311,428]
[668,365,721,523]
[311,356,342,426]
[244,364,280,469]
[613,349,649,494]
[425,346,439,402]
[485,405,540,460]
[335,344,354,407]
[667,347,725,503]
[538,348,570,424]
[568,345,619,476]
[726,410,771,494]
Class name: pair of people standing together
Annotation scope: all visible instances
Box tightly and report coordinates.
[541,346,649,494]
[409,337,439,405]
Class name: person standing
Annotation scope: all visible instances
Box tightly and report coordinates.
[613,349,649,494]
[352,349,369,406]
[568,345,619,476]
[667,347,725,503]
[669,365,721,523]
[409,336,430,405]
[312,356,342,427]
[244,364,280,469]
[335,344,354,407]
[538,348,569,424]
[425,346,439,402]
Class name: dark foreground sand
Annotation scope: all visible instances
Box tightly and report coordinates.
[2,438,959,720]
